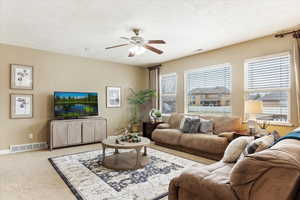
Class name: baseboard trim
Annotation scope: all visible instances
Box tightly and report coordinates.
[0,142,49,155]
[0,149,11,155]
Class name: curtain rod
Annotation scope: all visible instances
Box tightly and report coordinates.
[147,64,161,71]
[275,29,300,38]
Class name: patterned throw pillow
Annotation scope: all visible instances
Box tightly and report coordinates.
[182,118,192,133]
[189,119,201,133]
[238,134,276,161]
[199,118,213,133]
[182,118,201,133]
[255,135,275,152]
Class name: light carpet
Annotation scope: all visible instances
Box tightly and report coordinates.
[49,148,207,200]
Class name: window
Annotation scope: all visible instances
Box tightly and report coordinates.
[160,73,177,114]
[185,64,232,115]
[245,53,291,122]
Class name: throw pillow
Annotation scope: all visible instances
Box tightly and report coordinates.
[255,135,275,152]
[179,117,186,130]
[222,136,254,163]
[270,130,280,140]
[182,118,192,133]
[189,119,201,133]
[238,134,276,162]
[238,138,258,161]
[199,118,213,133]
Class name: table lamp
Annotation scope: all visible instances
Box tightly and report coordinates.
[245,100,263,135]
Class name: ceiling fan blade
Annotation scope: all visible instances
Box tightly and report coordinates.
[120,37,130,40]
[148,40,166,44]
[128,51,135,57]
[105,44,128,50]
[144,45,163,54]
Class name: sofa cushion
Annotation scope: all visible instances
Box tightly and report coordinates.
[152,129,183,146]
[168,113,185,129]
[201,115,242,134]
[179,134,229,154]
[201,161,234,173]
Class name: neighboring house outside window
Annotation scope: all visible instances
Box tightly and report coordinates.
[160,73,177,114]
[185,64,232,115]
[245,52,291,123]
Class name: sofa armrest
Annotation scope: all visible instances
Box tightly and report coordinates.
[169,168,236,200]
[218,132,235,142]
[156,123,171,129]
[230,148,300,200]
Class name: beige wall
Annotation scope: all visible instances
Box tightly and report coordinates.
[161,35,298,133]
[0,44,148,150]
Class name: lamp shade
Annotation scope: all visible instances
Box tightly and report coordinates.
[245,100,263,114]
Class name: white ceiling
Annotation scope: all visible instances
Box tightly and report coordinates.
[1,0,300,66]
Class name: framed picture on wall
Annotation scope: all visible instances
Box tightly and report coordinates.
[10,94,33,119]
[10,64,33,90]
[106,86,121,108]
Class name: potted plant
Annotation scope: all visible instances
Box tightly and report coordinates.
[149,108,162,123]
[128,88,156,132]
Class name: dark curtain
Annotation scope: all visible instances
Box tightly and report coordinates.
[148,65,161,109]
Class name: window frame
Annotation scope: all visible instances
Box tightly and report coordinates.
[159,73,177,115]
[244,52,292,124]
[184,63,232,115]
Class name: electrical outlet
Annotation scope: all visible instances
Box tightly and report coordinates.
[28,133,33,139]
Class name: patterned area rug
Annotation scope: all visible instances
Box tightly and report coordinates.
[49,148,206,200]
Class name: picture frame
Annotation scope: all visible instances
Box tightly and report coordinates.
[10,64,33,90]
[106,86,121,108]
[10,94,33,119]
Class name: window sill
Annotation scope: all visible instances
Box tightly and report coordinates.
[242,121,295,127]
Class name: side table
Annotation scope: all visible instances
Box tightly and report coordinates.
[142,122,164,140]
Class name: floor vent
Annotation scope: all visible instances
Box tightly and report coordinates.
[10,142,48,153]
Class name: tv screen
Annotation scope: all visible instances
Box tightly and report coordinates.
[54,92,98,118]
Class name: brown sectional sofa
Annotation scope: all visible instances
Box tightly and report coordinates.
[169,138,300,200]
[152,113,242,160]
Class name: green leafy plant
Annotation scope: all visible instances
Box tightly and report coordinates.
[154,110,162,118]
[128,89,156,124]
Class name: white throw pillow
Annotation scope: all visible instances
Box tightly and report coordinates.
[222,136,254,163]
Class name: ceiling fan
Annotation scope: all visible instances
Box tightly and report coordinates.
[105,29,166,57]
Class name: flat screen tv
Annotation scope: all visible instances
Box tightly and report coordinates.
[54,92,98,119]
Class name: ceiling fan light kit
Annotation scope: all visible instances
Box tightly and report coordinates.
[105,29,166,57]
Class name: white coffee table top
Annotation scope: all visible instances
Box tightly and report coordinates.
[102,136,150,149]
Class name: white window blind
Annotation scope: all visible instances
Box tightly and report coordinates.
[245,53,291,122]
[186,64,232,114]
[160,73,177,114]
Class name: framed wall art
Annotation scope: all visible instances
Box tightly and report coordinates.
[11,64,33,90]
[106,86,121,108]
[10,94,33,119]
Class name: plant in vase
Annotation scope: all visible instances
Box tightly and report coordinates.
[149,109,162,123]
[128,88,156,132]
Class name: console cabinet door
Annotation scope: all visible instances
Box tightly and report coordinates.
[95,119,106,142]
[67,121,82,145]
[82,121,95,143]
[52,122,68,147]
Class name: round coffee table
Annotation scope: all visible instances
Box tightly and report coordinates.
[101,136,150,170]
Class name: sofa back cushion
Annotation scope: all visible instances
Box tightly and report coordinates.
[168,113,185,129]
[201,115,242,134]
